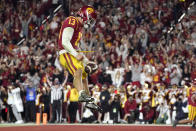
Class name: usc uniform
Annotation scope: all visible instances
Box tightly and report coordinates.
[58,16,87,79]
[187,86,196,121]
[56,5,102,112]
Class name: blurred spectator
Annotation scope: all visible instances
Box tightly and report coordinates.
[123,63,132,84]
[123,96,138,123]
[130,56,143,83]
[141,104,155,124]
[61,71,69,122]
[156,102,170,124]
[23,79,36,123]
[7,85,15,123]
[98,85,111,123]
[8,85,24,124]
[106,65,125,89]
[109,94,121,123]
[67,85,79,123]
[19,15,32,38]
[170,66,182,86]
[31,72,40,89]
[140,65,154,86]
[0,98,2,123]
[100,56,109,70]
[91,84,101,105]
[98,71,112,85]
[0,86,6,123]
[41,87,51,121]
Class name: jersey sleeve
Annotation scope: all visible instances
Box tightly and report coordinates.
[62,27,79,57]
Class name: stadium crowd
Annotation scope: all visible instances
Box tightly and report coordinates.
[0,0,196,124]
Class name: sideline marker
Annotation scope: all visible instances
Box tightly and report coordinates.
[43,113,48,125]
[36,113,40,125]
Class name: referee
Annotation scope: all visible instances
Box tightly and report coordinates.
[47,76,67,123]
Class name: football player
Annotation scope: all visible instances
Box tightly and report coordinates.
[58,5,101,112]
[173,78,196,128]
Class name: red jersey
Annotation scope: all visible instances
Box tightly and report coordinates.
[124,99,137,114]
[191,70,196,81]
[153,73,160,83]
[187,87,196,107]
[58,16,82,50]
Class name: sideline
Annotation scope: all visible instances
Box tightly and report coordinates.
[0,123,191,127]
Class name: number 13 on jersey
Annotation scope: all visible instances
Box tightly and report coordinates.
[69,18,75,25]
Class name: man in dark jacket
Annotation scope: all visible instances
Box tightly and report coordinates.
[174,97,188,121]
[110,94,121,123]
[100,84,111,113]
[98,84,110,123]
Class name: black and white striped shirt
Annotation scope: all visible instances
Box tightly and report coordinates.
[51,85,63,103]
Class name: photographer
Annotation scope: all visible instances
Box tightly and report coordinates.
[173,95,188,121]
